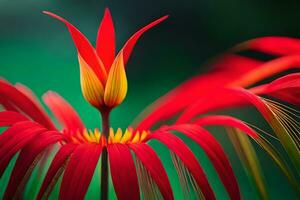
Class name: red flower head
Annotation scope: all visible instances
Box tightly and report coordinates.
[43,9,168,111]
[0,8,300,200]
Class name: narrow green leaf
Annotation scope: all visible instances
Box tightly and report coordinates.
[227,128,269,200]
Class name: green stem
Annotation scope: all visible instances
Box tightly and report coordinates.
[100,109,110,200]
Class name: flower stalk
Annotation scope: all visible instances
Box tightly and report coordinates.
[100,108,110,200]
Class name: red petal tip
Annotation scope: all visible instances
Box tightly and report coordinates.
[43,11,68,24]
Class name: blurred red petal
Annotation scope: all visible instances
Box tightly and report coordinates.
[136,55,263,130]
[234,36,300,56]
[0,111,28,126]
[0,80,55,129]
[253,73,300,106]
[43,91,85,132]
[194,115,259,138]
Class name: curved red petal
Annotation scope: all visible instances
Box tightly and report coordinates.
[43,91,85,132]
[194,115,259,138]
[135,55,263,130]
[108,144,140,200]
[0,80,55,130]
[122,15,168,65]
[0,121,46,177]
[37,144,77,200]
[129,143,174,200]
[4,131,64,199]
[230,55,300,87]
[96,8,115,70]
[176,88,266,124]
[44,11,107,85]
[149,131,216,200]
[253,73,300,106]
[235,36,300,56]
[59,143,102,200]
[166,124,241,200]
[0,111,28,126]
[136,54,300,130]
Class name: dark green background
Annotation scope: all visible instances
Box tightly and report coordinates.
[0,0,299,199]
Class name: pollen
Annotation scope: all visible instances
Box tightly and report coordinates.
[108,128,149,144]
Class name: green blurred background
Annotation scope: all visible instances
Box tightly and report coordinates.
[0,0,299,199]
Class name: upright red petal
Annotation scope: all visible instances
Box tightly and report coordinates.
[234,36,300,56]
[37,144,77,200]
[0,111,28,126]
[59,144,102,200]
[44,11,107,85]
[96,8,115,70]
[43,91,85,132]
[0,121,46,177]
[0,80,55,130]
[166,124,241,200]
[130,143,174,200]
[122,15,169,65]
[149,131,216,200]
[4,131,64,199]
[108,144,140,200]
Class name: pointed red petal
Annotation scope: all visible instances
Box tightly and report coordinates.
[130,143,174,200]
[108,144,140,200]
[96,8,116,70]
[43,91,85,132]
[166,124,241,200]
[0,121,46,177]
[44,11,107,84]
[235,37,300,56]
[4,131,64,199]
[0,80,55,130]
[149,131,216,200]
[122,15,168,65]
[37,144,77,200]
[0,111,28,126]
[194,115,259,138]
[59,144,102,200]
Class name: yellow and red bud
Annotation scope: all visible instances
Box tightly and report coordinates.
[79,51,128,110]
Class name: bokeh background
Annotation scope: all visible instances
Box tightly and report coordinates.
[0,0,299,199]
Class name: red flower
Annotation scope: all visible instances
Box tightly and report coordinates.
[0,7,299,200]
[43,9,168,111]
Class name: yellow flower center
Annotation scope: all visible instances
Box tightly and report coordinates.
[69,128,149,145]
